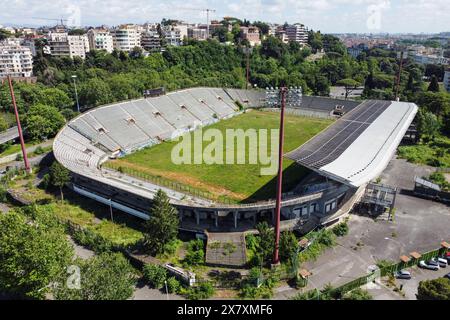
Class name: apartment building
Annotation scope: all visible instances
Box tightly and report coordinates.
[141,30,161,53]
[240,26,261,46]
[0,42,33,78]
[87,29,114,53]
[444,69,450,93]
[111,24,142,51]
[161,25,186,46]
[188,26,208,41]
[285,23,308,45]
[48,32,90,59]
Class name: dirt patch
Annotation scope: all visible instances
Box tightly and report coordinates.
[110,159,247,201]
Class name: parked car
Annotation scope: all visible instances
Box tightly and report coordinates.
[431,257,447,268]
[394,270,412,279]
[444,273,450,280]
[419,260,439,270]
[445,252,450,264]
[427,259,440,268]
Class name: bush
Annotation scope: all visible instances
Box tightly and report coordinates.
[143,264,167,289]
[34,146,45,155]
[343,288,373,300]
[185,282,215,300]
[183,239,205,266]
[16,153,23,161]
[332,222,349,237]
[166,276,181,294]
[71,227,113,253]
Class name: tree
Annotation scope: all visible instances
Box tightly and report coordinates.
[417,110,441,141]
[142,264,167,288]
[79,78,113,108]
[342,288,373,300]
[279,231,299,263]
[428,75,440,92]
[0,210,73,299]
[49,161,70,201]
[142,189,179,254]
[255,221,274,265]
[0,28,12,41]
[417,278,450,300]
[53,252,136,300]
[337,78,361,99]
[24,104,65,141]
[0,116,8,132]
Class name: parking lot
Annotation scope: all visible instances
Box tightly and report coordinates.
[367,264,450,300]
[275,157,450,300]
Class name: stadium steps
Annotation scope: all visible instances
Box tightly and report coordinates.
[205,232,247,268]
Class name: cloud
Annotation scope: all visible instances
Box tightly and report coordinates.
[0,0,448,33]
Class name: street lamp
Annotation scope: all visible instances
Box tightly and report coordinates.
[265,86,302,266]
[71,75,80,113]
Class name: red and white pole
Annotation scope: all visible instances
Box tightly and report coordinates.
[7,75,31,174]
[272,87,287,265]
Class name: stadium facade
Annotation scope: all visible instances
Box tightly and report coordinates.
[53,87,418,233]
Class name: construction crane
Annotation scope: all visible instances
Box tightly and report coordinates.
[32,17,68,27]
[179,8,216,38]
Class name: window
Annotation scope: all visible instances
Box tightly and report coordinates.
[310,203,318,212]
[325,200,337,213]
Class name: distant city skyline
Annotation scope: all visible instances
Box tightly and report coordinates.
[1,0,449,34]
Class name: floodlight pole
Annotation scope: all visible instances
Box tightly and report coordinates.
[7,75,31,174]
[273,87,287,265]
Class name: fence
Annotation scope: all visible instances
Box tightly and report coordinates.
[103,162,237,204]
[296,246,446,299]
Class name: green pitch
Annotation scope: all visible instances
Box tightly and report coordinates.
[105,110,332,203]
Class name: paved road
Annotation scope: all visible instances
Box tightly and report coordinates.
[0,126,18,145]
[0,139,53,166]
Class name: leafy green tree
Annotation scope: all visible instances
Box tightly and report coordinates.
[38,88,73,109]
[53,252,136,300]
[417,278,450,300]
[255,221,274,265]
[0,116,8,132]
[428,75,440,92]
[343,288,373,300]
[49,161,70,201]
[186,282,215,300]
[79,78,113,108]
[417,110,441,141]
[166,276,181,293]
[337,78,361,99]
[0,210,73,299]
[279,231,299,263]
[0,28,12,40]
[143,264,167,288]
[24,104,65,141]
[142,189,179,254]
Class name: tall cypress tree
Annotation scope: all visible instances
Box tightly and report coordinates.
[428,75,440,92]
[143,189,179,254]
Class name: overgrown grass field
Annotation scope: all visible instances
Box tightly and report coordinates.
[105,110,332,203]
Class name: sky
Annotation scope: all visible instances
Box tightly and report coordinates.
[0,0,449,34]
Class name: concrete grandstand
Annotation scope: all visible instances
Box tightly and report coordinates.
[53,87,418,233]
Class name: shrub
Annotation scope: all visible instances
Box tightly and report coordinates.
[183,239,205,266]
[16,153,23,161]
[166,277,181,294]
[332,222,349,237]
[34,146,45,155]
[143,264,167,289]
[185,282,215,300]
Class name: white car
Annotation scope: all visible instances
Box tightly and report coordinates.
[432,257,448,268]
[419,260,439,271]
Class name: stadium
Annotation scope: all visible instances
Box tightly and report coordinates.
[53,87,418,234]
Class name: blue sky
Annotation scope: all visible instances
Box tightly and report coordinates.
[1,0,448,33]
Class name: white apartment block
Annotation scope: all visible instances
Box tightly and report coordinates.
[444,70,450,93]
[111,24,142,51]
[0,43,33,78]
[161,25,183,46]
[87,29,114,53]
[411,53,449,65]
[285,23,308,45]
[48,32,90,59]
